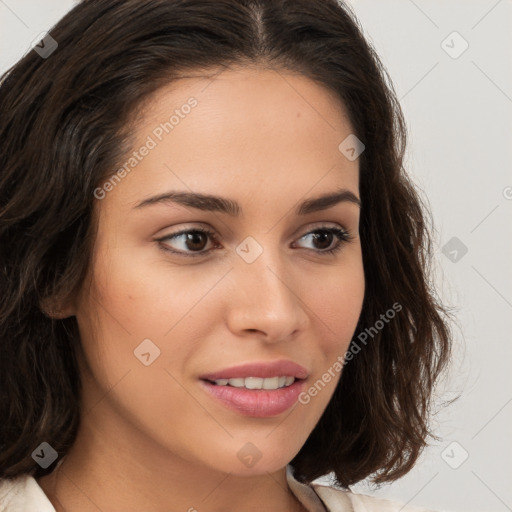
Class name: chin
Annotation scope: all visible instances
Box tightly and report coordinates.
[199,446,296,477]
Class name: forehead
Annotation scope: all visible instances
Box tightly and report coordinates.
[101,65,360,216]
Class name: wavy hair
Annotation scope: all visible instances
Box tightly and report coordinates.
[0,0,454,487]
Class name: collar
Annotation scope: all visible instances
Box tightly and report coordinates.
[1,466,354,512]
[286,464,354,512]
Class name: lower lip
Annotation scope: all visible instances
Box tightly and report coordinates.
[200,379,306,417]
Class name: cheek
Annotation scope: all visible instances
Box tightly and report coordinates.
[84,243,210,337]
[308,258,365,357]
[72,234,365,472]
[82,238,365,379]
[74,250,209,446]
[75,243,226,390]
[295,269,364,415]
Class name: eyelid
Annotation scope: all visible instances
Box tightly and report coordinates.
[155,222,354,258]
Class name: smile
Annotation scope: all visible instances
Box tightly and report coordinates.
[209,376,296,389]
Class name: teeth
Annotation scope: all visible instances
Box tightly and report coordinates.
[284,376,294,386]
[212,376,296,389]
[262,377,279,389]
[226,378,245,388]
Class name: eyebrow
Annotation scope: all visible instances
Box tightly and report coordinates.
[133,188,361,216]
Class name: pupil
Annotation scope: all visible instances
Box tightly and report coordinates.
[187,232,206,251]
[314,232,332,250]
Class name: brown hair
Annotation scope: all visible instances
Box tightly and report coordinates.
[0,0,454,487]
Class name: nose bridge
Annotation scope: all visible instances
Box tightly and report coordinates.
[236,233,291,301]
[227,235,309,338]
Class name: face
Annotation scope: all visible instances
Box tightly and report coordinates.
[71,65,365,476]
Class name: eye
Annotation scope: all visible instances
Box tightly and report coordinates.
[156,225,354,258]
[293,227,353,255]
[157,227,219,257]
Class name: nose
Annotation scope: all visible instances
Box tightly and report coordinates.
[225,249,310,343]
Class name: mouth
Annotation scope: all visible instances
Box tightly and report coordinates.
[199,377,306,417]
[204,375,299,390]
[199,359,309,417]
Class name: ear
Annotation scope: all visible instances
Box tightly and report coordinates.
[40,292,77,319]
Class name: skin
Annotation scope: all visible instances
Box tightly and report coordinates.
[37,65,365,512]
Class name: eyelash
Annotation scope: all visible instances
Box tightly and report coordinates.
[156,225,354,258]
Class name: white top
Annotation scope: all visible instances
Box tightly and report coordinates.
[0,464,436,511]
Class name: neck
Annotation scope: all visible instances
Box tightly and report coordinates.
[37,413,308,512]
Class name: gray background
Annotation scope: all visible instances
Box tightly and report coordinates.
[1,1,511,511]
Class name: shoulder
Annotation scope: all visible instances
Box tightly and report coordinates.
[285,465,438,512]
[311,482,437,512]
[0,474,55,511]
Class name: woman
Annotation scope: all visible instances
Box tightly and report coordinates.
[0,0,453,510]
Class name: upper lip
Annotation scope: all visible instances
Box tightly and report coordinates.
[200,359,309,381]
